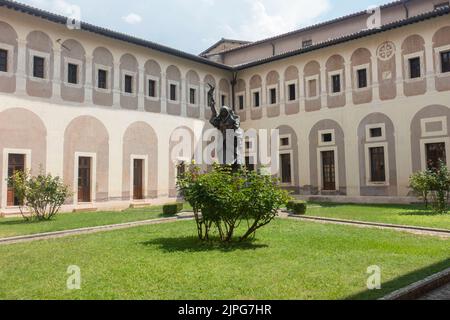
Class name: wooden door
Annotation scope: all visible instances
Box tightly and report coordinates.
[7,154,25,206]
[322,151,336,191]
[78,157,91,203]
[133,159,144,200]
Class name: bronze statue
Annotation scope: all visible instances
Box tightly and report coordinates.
[207,84,242,166]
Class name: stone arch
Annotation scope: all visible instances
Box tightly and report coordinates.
[168,126,195,197]
[325,54,346,108]
[410,104,450,172]
[63,116,109,203]
[308,119,346,195]
[303,60,321,112]
[350,48,373,105]
[357,113,397,196]
[402,34,426,96]
[120,53,139,110]
[433,26,450,92]
[122,122,158,200]
[166,65,182,116]
[92,47,114,106]
[144,59,162,113]
[0,108,47,208]
[26,30,53,98]
[60,39,86,103]
[0,21,18,93]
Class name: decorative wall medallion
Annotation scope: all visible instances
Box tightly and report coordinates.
[377,41,396,61]
[382,71,392,80]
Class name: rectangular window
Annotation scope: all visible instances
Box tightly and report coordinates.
[67,63,78,84]
[426,142,447,171]
[288,83,296,101]
[253,91,260,107]
[409,57,421,79]
[148,79,156,97]
[7,154,25,207]
[269,88,277,104]
[238,95,244,110]
[221,95,226,106]
[308,79,317,97]
[170,84,177,101]
[370,127,383,138]
[98,69,107,89]
[369,147,386,182]
[189,88,196,104]
[331,74,341,93]
[302,39,312,48]
[280,153,292,184]
[280,137,290,147]
[124,75,133,94]
[357,69,368,88]
[441,51,450,73]
[0,49,7,72]
[33,56,45,79]
[322,133,333,143]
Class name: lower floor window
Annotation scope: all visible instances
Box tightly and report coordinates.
[426,142,446,171]
[280,153,292,184]
[369,147,386,182]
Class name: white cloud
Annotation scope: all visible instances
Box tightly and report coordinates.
[225,0,331,41]
[28,0,81,19]
[122,13,143,25]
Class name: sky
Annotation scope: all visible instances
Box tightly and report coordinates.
[22,0,395,54]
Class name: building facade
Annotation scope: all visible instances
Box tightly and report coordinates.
[1,0,450,213]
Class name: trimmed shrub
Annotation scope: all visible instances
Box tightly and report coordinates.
[163,202,184,216]
[286,201,307,215]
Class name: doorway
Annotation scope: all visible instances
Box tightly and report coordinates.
[78,157,91,203]
[133,159,144,200]
[321,150,336,191]
[7,154,25,206]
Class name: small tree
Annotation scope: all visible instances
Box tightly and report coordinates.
[7,170,71,221]
[177,163,291,243]
[409,170,432,208]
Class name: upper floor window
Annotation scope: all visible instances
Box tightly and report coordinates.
[306,76,319,99]
[238,94,245,110]
[269,87,277,104]
[169,83,178,101]
[148,79,156,97]
[408,57,421,79]
[189,87,197,105]
[253,91,260,107]
[67,63,78,84]
[357,68,368,88]
[33,56,45,79]
[98,69,108,89]
[288,83,296,101]
[0,49,7,72]
[302,39,312,48]
[221,94,227,106]
[441,51,450,73]
[331,74,341,93]
[124,74,133,94]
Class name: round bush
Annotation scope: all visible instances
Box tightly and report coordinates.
[286,201,307,215]
[163,203,184,216]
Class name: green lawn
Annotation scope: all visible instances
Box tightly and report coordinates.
[0,206,173,238]
[0,219,448,300]
[306,203,450,230]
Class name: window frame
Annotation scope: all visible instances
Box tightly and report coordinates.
[305,74,319,100]
[188,85,199,106]
[434,45,450,77]
[251,88,261,108]
[73,152,97,206]
[94,64,112,93]
[279,150,294,186]
[365,123,386,142]
[318,129,335,147]
[0,43,14,76]
[145,75,159,101]
[236,91,245,111]
[353,64,371,91]
[2,148,32,209]
[421,116,448,138]
[122,71,137,96]
[64,57,83,88]
[28,49,50,82]
[403,51,425,82]
[328,69,343,96]
[285,80,298,102]
[364,142,389,186]
[267,84,278,106]
[168,80,180,103]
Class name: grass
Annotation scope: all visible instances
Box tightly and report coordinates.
[0,206,177,238]
[0,219,448,300]
[306,203,450,230]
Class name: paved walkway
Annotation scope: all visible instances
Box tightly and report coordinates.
[418,283,450,300]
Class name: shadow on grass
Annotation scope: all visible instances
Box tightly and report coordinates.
[0,219,44,226]
[346,258,450,300]
[399,210,445,216]
[141,236,268,253]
